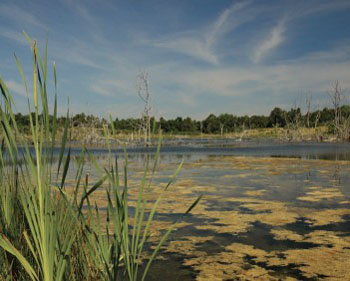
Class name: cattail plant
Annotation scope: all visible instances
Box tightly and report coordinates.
[0,34,200,281]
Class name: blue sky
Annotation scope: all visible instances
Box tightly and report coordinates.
[1,0,350,119]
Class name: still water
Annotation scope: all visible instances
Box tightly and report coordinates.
[65,141,350,280]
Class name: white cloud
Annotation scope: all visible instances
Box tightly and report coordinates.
[6,80,27,97]
[143,45,350,117]
[284,1,350,22]
[90,84,111,96]
[179,62,350,99]
[89,79,133,97]
[62,0,107,44]
[279,42,350,64]
[0,28,27,46]
[152,1,252,64]
[0,3,48,31]
[149,0,350,66]
[205,0,252,48]
[252,20,286,63]
[50,38,108,69]
[2,0,350,119]
[249,1,350,64]
[154,36,219,64]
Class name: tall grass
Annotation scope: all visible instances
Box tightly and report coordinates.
[0,35,201,280]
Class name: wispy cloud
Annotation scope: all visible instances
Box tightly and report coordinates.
[1,0,350,119]
[146,44,350,117]
[205,0,251,48]
[284,0,350,22]
[6,80,27,97]
[0,2,48,31]
[0,28,107,70]
[252,19,286,63]
[51,37,108,69]
[62,0,108,44]
[154,35,219,64]
[89,78,133,97]
[249,1,350,64]
[152,1,252,64]
[90,83,112,96]
[278,41,350,64]
[0,27,27,46]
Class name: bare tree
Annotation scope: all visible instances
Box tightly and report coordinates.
[329,80,343,137]
[304,93,324,141]
[311,103,322,141]
[284,100,302,141]
[137,71,152,145]
[328,80,349,140]
[305,93,312,128]
[220,123,224,136]
[313,109,321,130]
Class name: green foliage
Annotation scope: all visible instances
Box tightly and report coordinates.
[0,35,201,280]
[268,107,286,128]
[12,106,349,137]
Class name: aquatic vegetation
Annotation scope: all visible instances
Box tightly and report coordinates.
[1,36,349,280]
[0,36,200,281]
[297,187,343,202]
[51,152,350,280]
[132,156,350,280]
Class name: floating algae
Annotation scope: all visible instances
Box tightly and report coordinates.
[297,187,344,202]
[302,209,350,226]
[273,231,350,280]
[183,243,273,281]
[244,189,267,197]
[63,154,350,280]
[270,229,304,242]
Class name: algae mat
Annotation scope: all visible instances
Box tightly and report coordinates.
[68,155,350,280]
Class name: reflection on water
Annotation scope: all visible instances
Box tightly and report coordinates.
[87,141,350,161]
[13,140,350,161]
[62,142,350,280]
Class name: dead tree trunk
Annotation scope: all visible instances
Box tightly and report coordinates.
[329,80,344,140]
[305,93,312,128]
[137,71,152,146]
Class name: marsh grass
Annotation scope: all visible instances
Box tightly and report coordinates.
[0,35,201,281]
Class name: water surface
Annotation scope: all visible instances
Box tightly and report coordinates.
[64,141,350,280]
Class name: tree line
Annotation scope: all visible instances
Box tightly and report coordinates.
[13,105,350,135]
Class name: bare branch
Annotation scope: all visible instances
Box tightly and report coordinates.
[137,70,152,145]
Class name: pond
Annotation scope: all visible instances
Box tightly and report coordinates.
[64,141,350,280]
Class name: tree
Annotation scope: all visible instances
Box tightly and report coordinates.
[285,106,302,140]
[268,107,286,127]
[329,80,343,137]
[203,114,220,133]
[329,80,349,140]
[137,71,152,145]
[305,93,312,128]
[182,117,198,133]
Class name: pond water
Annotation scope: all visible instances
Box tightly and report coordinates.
[71,140,350,161]
[63,141,350,280]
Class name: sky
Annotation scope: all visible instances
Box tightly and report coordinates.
[0,0,350,119]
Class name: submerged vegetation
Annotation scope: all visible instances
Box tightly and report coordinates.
[0,36,200,280]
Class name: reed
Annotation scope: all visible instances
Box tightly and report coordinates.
[0,34,201,280]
